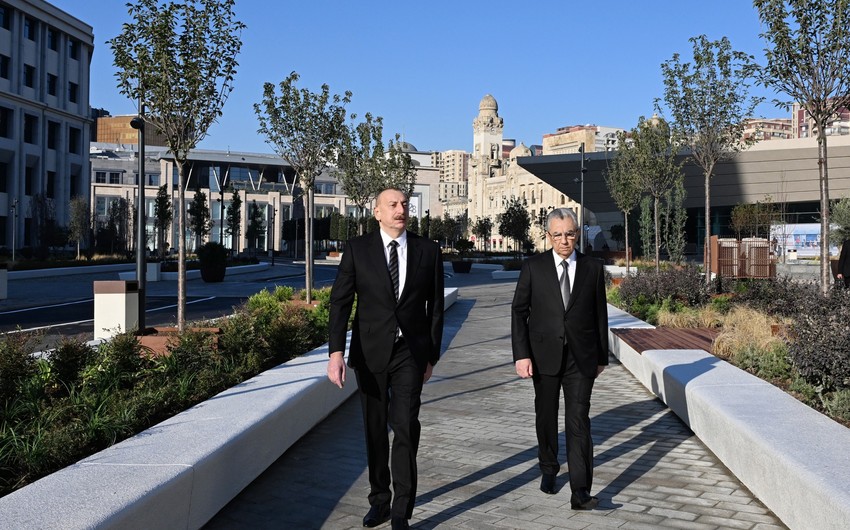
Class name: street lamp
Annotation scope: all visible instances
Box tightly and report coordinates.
[217,187,225,245]
[577,142,587,252]
[10,198,17,263]
[130,105,147,332]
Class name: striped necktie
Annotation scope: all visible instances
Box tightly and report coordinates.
[389,240,399,300]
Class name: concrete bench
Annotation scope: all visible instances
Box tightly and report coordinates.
[0,289,458,529]
[607,305,850,530]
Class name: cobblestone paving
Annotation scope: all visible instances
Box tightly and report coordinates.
[205,280,786,530]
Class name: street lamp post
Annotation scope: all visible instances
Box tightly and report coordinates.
[578,142,587,252]
[130,104,146,332]
[10,199,17,263]
[218,187,225,245]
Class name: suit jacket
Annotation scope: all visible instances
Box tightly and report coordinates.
[511,250,609,379]
[329,230,444,374]
[838,240,850,277]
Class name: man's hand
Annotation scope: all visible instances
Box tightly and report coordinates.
[423,362,434,383]
[597,365,606,377]
[515,358,533,378]
[327,351,346,388]
[839,273,844,280]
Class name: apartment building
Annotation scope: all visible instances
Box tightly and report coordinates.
[0,0,93,250]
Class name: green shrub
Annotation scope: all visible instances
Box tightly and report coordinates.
[81,332,147,391]
[788,286,850,392]
[709,294,733,315]
[618,265,709,314]
[0,333,40,405]
[824,390,850,424]
[49,338,97,389]
[273,285,295,301]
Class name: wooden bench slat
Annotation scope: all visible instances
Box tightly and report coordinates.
[612,327,718,354]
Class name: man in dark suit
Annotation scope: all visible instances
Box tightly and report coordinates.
[328,188,444,530]
[511,207,609,510]
[837,239,850,288]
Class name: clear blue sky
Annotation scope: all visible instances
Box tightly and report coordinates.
[52,0,782,155]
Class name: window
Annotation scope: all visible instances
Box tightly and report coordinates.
[68,127,81,154]
[47,121,59,149]
[46,171,55,198]
[109,172,121,184]
[0,54,8,79]
[0,106,11,138]
[47,73,57,96]
[68,39,79,60]
[95,171,107,183]
[25,165,35,195]
[68,82,78,103]
[23,114,38,144]
[0,161,7,192]
[24,65,35,88]
[24,17,35,40]
[47,28,59,51]
[0,5,9,31]
[95,196,108,216]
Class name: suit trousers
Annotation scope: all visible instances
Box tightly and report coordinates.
[354,338,424,518]
[532,346,596,492]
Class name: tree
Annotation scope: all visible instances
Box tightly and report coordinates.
[188,190,211,250]
[255,71,350,303]
[337,113,384,235]
[498,197,531,256]
[620,116,683,273]
[638,196,654,260]
[755,0,850,292]
[68,196,90,259]
[153,184,173,260]
[245,200,265,252]
[659,35,762,285]
[662,179,688,264]
[225,187,242,253]
[110,0,244,332]
[382,134,416,195]
[473,216,493,252]
[830,196,850,243]
[604,129,643,271]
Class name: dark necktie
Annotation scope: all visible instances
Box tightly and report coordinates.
[389,240,399,300]
[560,260,570,309]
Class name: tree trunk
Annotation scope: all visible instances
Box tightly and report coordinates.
[177,160,187,333]
[654,195,661,275]
[703,165,713,287]
[624,210,631,274]
[818,130,831,294]
[305,186,314,303]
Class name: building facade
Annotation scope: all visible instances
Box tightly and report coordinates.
[93,114,169,148]
[541,124,622,155]
[467,94,580,252]
[0,0,93,250]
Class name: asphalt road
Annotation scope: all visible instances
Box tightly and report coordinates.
[0,261,340,350]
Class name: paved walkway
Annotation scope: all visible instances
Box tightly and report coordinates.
[204,276,787,530]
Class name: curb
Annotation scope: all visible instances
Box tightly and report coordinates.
[607,305,850,530]
[0,288,459,530]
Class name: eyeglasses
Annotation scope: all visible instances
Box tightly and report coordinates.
[547,231,578,240]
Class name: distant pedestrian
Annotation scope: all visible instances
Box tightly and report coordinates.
[837,239,850,288]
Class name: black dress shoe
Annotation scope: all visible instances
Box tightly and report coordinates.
[363,503,391,527]
[570,488,599,510]
[540,473,556,494]
[391,516,410,530]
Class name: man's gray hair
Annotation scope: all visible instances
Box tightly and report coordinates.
[546,207,578,232]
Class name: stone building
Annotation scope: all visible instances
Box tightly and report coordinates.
[0,0,93,250]
[467,94,581,252]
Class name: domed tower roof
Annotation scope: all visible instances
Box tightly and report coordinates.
[397,140,418,153]
[509,142,532,159]
[478,94,499,117]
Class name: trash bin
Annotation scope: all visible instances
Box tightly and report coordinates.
[93,280,139,341]
[786,248,798,261]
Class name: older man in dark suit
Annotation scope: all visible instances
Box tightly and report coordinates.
[328,188,444,530]
[511,207,609,509]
